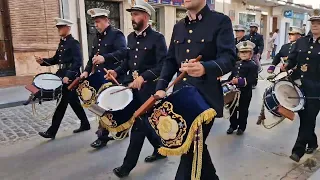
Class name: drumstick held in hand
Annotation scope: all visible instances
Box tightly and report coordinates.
[103,68,120,86]
[165,55,202,91]
[91,52,100,74]
[110,81,147,95]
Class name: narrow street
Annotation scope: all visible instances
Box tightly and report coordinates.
[1,67,320,180]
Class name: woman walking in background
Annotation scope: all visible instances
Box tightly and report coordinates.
[267,32,274,60]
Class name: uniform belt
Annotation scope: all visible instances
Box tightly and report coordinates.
[58,63,72,69]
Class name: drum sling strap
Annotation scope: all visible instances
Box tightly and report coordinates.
[223,91,241,119]
[31,94,63,121]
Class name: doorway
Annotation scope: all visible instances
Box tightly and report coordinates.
[0,0,15,76]
[272,17,278,33]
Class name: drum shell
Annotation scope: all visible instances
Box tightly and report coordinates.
[264,86,282,117]
[32,73,63,101]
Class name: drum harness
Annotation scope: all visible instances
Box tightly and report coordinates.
[223,91,241,119]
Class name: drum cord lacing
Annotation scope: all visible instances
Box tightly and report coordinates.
[223,91,241,119]
[31,94,63,121]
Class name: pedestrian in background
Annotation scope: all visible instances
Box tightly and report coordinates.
[271,29,279,59]
[267,32,274,60]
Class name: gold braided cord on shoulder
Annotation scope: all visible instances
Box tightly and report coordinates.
[158,108,216,156]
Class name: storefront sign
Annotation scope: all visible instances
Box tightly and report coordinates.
[246,5,261,12]
[284,10,293,18]
[148,0,159,3]
[172,0,183,6]
[161,0,171,4]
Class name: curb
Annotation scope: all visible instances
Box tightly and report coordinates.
[0,101,26,109]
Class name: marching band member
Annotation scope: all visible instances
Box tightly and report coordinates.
[282,9,320,162]
[80,8,127,149]
[105,0,167,177]
[256,26,302,125]
[35,18,90,139]
[226,41,258,135]
[154,1,236,179]
[234,24,246,61]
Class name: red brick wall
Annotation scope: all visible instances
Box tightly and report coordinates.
[8,0,60,51]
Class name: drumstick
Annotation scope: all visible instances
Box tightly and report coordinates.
[42,79,62,81]
[109,81,147,95]
[165,55,202,91]
[103,68,120,86]
[91,52,100,74]
[67,77,84,90]
[34,55,51,66]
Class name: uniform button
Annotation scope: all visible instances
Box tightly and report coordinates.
[59,60,61,62]
[99,39,101,41]
[310,46,313,49]
[238,67,240,69]
[306,57,309,60]
[59,55,61,57]
[137,42,140,44]
[308,51,311,54]
[98,44,100,46]
[185,59,188,62]
[61,45,63,47]
[289,48,291,50]
[201,39,204,42]
[289,51,291,53]
[301,75,304,78]
[144,47,147,50]
[134,63,136,66]
[98,49,100,51]
[60,50,62,52]
[176,41,179,43]
[135,55,137,58]
[189,30,193,34]
[187,39,191,43]
[136,48,138,51]
[183,78,187,81]
[186,49,190,53]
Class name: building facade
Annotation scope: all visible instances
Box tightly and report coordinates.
[0,0,315,77]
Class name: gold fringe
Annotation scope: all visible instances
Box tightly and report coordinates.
[158,108,216,156]
[100,116,136,133]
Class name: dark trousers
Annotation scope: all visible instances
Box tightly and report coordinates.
[271,45,277,58]
[175,120,218,180]
[229,90,252,131]
[292,79,320,157]
[96,123,110,141]
[47,86,90,135]
[121,115,160,172]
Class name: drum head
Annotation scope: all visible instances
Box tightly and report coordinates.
[273,72,288,81]
[274,81,305,112]
[33,73,62,90]
[97,86,133,111]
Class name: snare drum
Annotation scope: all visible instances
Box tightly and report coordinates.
[77,71,107,107]
[32,73,63,101]
[222,83,239,105]
[95,84,138,133]
[264,80,305,117]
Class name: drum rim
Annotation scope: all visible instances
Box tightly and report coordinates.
[97,85,133,111]
[33,73,62,90]
[273,80,305,112]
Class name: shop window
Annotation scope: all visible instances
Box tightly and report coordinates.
[239,13,256,34]
[176,9,187,23]
[151,8,160,32]
[293,18,303,28]
[60,0,70,19]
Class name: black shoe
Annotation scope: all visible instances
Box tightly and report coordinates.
[236,129,244,135]
[226,127,235,134]
[38,131,55,139]
[73,126,91,133]
[90,139,108,149]
[144,154,167,163]
[306,147,318,154]
[289,153,300,162]
[113,166,130,178]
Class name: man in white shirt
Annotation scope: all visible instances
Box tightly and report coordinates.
[271,29,279,58]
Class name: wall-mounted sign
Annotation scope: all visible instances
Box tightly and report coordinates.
[246,5,261,12]
[148,0,159,3]
[284,10,293,18]
[172,0,183,6]
[161,0,171,4]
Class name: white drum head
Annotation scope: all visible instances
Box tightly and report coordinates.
[33,73,62,90]
[97,86,133,111]
[274,81,305,112]
[274,72,288,81]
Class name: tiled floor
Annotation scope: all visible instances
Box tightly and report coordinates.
[0,76,34,88]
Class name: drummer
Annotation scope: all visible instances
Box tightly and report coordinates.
[234,24,247,61]
[256,26,302,124]
[226,40,258,135]
[35,18,90,139]
[105,0,167,177]
[79,8,127,149]
[154,0,236,179]
[282,9,320,162]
